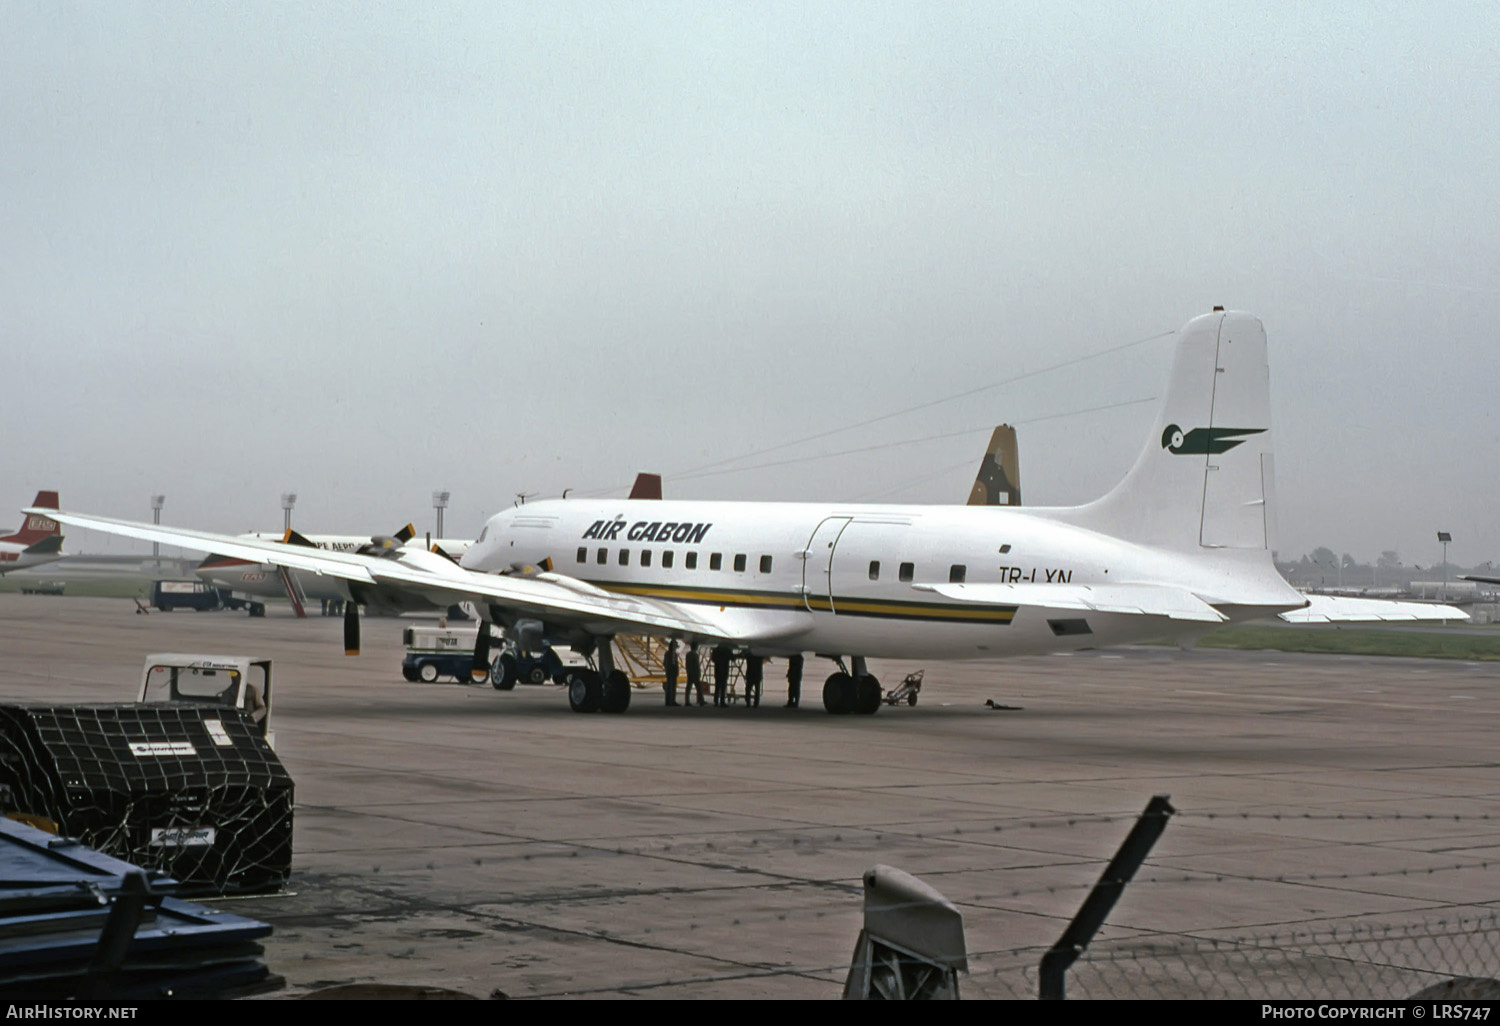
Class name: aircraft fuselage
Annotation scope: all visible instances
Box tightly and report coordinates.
[462,499,1291,660]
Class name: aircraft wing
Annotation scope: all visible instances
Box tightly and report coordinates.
[1461,575,1500,586]
[916,582,1229,622]
[31,508,733,639]
[1278,594,1468,623]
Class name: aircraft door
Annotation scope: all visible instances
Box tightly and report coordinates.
[826,521,912,612]
[803,517,850,613]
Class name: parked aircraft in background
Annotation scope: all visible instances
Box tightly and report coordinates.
[197,525,472,617]
[967,425,1021,506]
[37,310,1465,715]
[0,492,64,575]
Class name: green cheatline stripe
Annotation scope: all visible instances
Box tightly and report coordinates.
[594,580,1016,625]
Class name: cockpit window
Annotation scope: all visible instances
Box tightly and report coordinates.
[478,526,489,542]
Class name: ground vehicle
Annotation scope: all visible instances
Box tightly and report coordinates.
[151,579,264,615]
[402,625,488,684]
[137,653,274,747]
[152,579,224,611]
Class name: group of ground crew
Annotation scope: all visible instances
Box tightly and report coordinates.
[661,641,804,709]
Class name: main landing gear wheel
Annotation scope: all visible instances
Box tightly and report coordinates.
[601,669,632,714]
[568,671,602,713]
[855,675,882,715]
[492,653,518,691]
[418,662,439,683]
[823,672,855,715]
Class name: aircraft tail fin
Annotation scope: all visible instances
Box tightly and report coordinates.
[966,425,1021,506]
[3,491,63,545]
[628,473,663,500]
[1062,311,1277,554]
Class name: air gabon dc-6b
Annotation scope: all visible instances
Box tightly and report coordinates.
[39,310,1461,714]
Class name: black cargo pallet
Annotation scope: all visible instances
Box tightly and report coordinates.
[0,703,293,894]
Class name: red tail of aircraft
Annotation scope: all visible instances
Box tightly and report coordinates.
[2,491,61,546]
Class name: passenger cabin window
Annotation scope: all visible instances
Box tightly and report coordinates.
[577,547,587,564]
[899,562,914,582]
[686,552,698,570]
[869,560,880,580]
[597,548,607,565]
[641,550,652,567]
[759,555,772,573]
[950,564,966,583]
[662,551,674,569]
[710,553,722,571]
[733,554,746,572]
[999,544,1012,554]
[618,549,630,566]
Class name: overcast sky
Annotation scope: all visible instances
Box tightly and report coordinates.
[3,2,1497,566]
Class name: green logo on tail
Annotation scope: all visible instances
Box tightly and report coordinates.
[1161,424,1265,455]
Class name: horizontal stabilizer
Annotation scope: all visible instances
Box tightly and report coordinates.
[22,535,64,556]
[916,582,1228,622]
[1279,594,1468,623]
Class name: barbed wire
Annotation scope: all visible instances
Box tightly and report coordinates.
[305,800,1500,998]
[523,914,1500,999]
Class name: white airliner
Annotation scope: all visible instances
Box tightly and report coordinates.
[35,310,1463,714]
[0,491,65,574]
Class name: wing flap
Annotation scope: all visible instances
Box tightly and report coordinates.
[916,582,1228,622]
[1278,594,1468,623]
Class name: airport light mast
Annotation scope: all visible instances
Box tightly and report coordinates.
[433,490,450,540]
[150,494,164,559]
[1438,531,1452,602]
[281,493,297,533]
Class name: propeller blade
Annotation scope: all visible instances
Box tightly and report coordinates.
[343,602,360,655]
[472,624,492,678]
[394,523,416,544]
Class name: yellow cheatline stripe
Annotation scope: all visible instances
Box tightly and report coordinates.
[594,581,1015,624]
[604,582,805,609]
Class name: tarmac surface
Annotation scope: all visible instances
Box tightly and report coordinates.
[2,594,1498,999]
